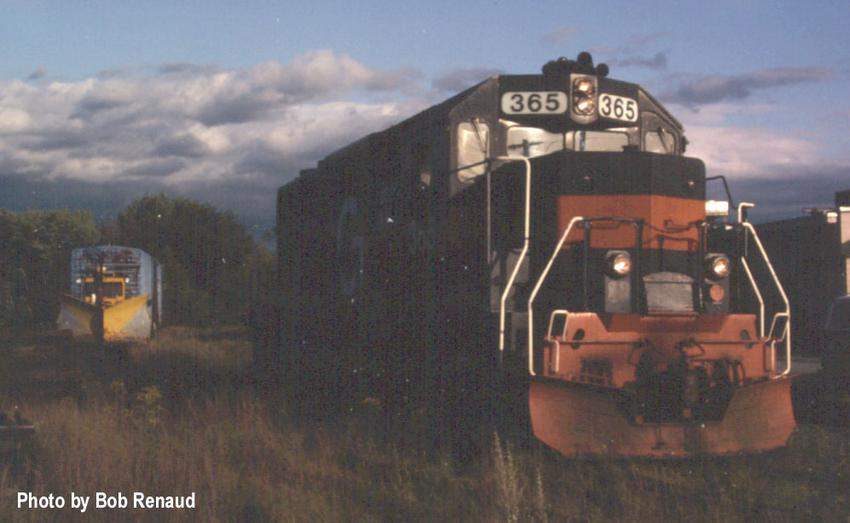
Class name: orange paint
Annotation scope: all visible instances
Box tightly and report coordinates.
[557,194,705,251]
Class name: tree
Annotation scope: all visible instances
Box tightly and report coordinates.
[0,209,100,329]
[116,194,269,326]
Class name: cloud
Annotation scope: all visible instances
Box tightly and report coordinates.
[729,167,850,222]
[154,132,212,159]
[608,52,667,71]
[677,101,850,220]
[123,158,187,178]
[542,26,577,45]
[0,50,429,234]
[685,124,819,178]
[157,62,220,76]
[663,67,833,106]
[0,50,422,180]
[587,33,671,73]
[432,67,502,93]
[27,66,47,81]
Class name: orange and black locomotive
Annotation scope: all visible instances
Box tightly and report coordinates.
[271,52,795,457]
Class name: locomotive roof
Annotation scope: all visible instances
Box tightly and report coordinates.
[320,80,485,166]
[315,52,683,172]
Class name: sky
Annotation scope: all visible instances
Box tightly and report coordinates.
[1,0,849,233]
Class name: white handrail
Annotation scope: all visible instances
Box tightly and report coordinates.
[547,309,571,374]
[740,257,765,338]
[741,221,792,377]
[526,216,584,376]
[498,157,532,352]
[737,202,754,224]
[547,309,571,340]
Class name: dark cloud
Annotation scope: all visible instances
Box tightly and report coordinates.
[24,129,91,151]
[154,134,211,158]
[157,62,219,75]
[123,158,186,178]
[234,143,294,177]
[0,172,280,239]
[609,52,667,71]
[195,90,281,126]
[717,166,850,223]
[71,93,133,120]
[432,67,502,93]
[0,173,157,222]
[175,175,285,231]
[542,27,577,45]
[664,67,833,106]
[27,66,47,81]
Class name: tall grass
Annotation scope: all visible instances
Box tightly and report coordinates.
[0,327,846,521]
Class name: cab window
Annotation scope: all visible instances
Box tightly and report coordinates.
[457,120,489,182]
[645,128,677,154]
[573,130,629,152]
[506,126,565,158]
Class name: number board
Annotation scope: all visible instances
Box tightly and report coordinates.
[598,93,638,123]
[501,91,567,115]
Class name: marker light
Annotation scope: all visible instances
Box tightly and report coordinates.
[706,255,730,280]
[574,78,595,95]
[571,75,598,120]
[607,251,632,277]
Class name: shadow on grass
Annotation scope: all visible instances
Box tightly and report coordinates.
[0,327,847,521]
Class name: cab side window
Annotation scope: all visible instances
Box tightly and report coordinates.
[457,120,489,182]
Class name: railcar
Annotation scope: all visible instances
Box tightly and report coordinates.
[272,52,795,456]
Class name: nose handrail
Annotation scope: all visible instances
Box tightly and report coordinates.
[527,216,584,376]
[497,156,532,353]
[737,202,792,377]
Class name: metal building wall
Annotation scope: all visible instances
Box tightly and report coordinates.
[837,190,850,296]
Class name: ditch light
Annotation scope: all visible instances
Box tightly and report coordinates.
[705,199,730,217]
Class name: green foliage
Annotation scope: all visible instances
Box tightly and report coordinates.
[0,209,100,329]
[0,194,273,330]
[114,194,274,326]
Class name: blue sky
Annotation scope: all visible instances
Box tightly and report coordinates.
[1,0,849,229]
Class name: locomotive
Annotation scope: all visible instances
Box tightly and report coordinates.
[272,52,795,456]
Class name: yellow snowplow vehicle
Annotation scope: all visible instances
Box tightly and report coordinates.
[56,246,162,344]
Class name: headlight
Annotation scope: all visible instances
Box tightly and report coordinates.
[571,75,598,120]
[574,97,596,114]
[607,251,631,277]
[706,255,730,279]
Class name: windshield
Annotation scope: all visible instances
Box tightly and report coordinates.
[502,122,633,158]
[506,126,565,158]
[574,130,629,152]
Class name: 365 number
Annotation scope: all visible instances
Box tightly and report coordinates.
[599,94,638,122]
[502,92,567,115]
